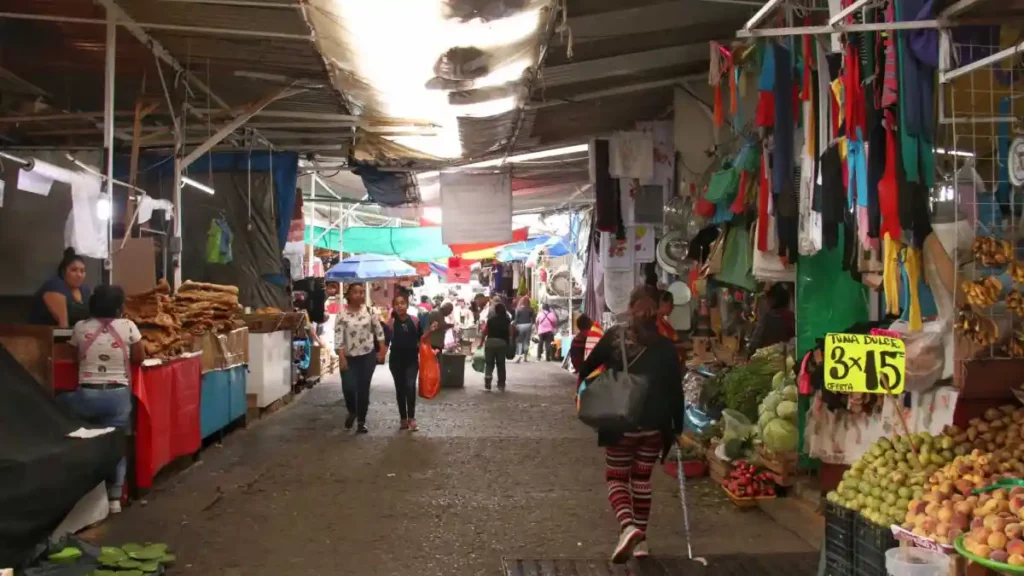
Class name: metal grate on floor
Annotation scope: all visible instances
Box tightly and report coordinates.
[502,553,819,576]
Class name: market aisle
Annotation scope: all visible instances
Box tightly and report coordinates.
[84,359,816,575]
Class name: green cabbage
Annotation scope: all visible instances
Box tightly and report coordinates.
[776,400,798,420]
[771,371,786,390]
[758,410,775,429]
[763,418,799,453]
[760,391,782,415]
[782,384,798,402]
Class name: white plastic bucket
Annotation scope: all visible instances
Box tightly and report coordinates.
[885,547,949,576]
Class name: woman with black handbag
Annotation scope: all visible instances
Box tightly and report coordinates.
[578,287,684,563]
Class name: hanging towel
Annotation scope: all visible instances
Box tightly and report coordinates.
[64,172,108,259]
[205,217,233,264]
[608,131,654,180]
[137,196,174,225]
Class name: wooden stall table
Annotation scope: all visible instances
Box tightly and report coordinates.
[53,353,202,489]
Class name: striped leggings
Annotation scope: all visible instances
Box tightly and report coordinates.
[605,430,663,532]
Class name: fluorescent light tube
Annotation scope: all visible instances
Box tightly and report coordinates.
[182,176,215,195]
[461,144,589,168]
[935,147,975,158]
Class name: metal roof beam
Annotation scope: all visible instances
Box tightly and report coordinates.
[91,0,232,112]
[558,0,742,40]
[156,0,299,8]
[0,10,310,41]
[542,44,708,87]
[181,86,304,168]
[526,74,703,109]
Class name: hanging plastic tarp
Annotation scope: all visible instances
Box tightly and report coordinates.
[305,225,342,251]
[495,235,570,262]
[342,227,454,262]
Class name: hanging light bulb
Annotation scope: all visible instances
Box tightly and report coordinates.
[96,196,111,221]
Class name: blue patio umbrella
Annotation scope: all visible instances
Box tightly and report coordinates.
[326,253,417,281]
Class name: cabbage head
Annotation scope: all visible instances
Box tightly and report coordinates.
[782,384,798,402]
[776,400,798,420]
[763,418,799,453]
[760,391,782,416]
[771,371,786,390]
[758,410,775,429]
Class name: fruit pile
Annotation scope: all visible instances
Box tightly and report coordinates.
[723,460,776,498]
[946,406,1024,470]
[827,432,957,528]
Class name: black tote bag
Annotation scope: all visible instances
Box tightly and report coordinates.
[577,334,649,433]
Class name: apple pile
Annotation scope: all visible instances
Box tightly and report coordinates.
[724,460,776,498]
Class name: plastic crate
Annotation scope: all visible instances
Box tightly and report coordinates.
[825,501,856,573]
[853,516,897,576]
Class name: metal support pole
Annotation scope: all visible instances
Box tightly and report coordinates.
[172,156,183,288]
[308,173,316,276]
[103,14,116,283]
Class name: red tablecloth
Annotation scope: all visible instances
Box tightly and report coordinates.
[53,355,202,489]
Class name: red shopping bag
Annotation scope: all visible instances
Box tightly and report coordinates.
[418,341,441,399]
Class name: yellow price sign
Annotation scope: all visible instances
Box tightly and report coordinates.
[823,333,906,394]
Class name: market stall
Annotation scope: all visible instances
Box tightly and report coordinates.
[196,328,249,439]
[242,311,302,409]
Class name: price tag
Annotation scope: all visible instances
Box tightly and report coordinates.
[823,333,906,394]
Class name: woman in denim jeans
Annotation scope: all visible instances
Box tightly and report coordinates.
[60,285,145,514]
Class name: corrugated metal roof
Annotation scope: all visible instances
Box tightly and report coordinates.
[0,0,346,149]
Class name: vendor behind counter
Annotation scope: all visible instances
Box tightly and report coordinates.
[29,248,92,328]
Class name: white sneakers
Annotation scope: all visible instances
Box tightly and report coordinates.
[108,500,122,514]
[633,541,649,558]
[612,526,644,563]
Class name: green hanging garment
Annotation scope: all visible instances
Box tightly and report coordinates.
[206,216,234,264]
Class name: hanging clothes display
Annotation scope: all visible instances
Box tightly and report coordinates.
[895,0,936,188]
[206,216,234,264]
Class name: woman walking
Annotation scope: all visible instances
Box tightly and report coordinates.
[512,296,534,362]
[62,285,145,513]
[579,287,684,563]
[335,283,387,434]
[478,302,514,391]
[535,303,558,361]
[388,293,420,431]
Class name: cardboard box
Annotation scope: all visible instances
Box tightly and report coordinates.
[194,327,249,373]
[308,346,323,377]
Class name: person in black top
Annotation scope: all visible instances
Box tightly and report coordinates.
[578,286,684,563]
[387,293,421,431]
[478,302,514,391]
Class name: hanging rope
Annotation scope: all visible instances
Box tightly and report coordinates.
[247,136,253,232]
[555,0,573,59]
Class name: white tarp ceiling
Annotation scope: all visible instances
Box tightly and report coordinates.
[302,0,554,160]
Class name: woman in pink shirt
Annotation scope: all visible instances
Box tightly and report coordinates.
[535,303,558,361]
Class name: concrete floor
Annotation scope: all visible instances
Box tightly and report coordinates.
[84,359,816,575]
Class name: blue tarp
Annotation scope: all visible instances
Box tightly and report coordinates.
[495,235,571,262]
